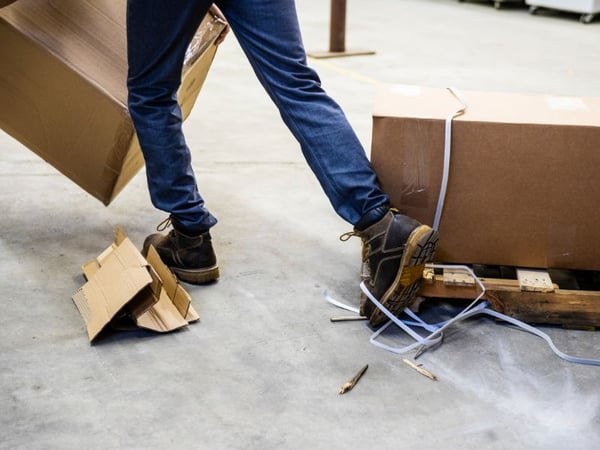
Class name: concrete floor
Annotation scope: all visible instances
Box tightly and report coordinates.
[2,0,600,448]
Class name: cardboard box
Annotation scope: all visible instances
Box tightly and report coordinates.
[72,227,199,342]
[371,84,600,271]
[0,0,225,204]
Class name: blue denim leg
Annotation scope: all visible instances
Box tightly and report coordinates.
[218,0,389,225]
[126,0,217,232]
[127,0,389,230]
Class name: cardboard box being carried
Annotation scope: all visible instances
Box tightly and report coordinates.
[0,0,225,204]
[72,227,199,342]
[371,84,600,271]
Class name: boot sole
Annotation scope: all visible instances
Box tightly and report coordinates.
[368,225,438,326]
[170,265,220,285]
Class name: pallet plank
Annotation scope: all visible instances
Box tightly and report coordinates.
[486,289,600,327]
[418,270,600,327]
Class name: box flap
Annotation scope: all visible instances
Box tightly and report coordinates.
[374,84,600,127]
[73,239,153,341]
[145,245,194,319]
[73,227,199,341]
[72,230,155,342]
[135,289,193,333]
[81,259,100,281]
[134,246,199,332]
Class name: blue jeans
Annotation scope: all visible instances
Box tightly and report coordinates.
[127,0,389,232]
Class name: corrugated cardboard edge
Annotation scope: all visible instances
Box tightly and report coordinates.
[135,245,199,333]
[72,227,155,342]
[373,84,600,126]
[72,226,199,342]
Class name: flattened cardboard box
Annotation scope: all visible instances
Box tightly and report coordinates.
[371,84,600,271]
[0,0,225,204]
[72,227,199,342]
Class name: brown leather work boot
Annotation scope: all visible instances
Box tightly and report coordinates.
[142,223,219,285]
[344,209,438,326]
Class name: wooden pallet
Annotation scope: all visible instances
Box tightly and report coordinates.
[418,266,600,328]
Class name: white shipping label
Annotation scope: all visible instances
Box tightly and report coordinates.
[546,96,587,112]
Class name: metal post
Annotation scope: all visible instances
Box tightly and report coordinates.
[307,0,375,59]
[329,0,347,53]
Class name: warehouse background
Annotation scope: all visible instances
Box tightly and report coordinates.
[1,1,599,449]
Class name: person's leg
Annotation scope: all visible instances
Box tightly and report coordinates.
[217,0,388,227]
[218,0,437,323]
[126,0,216,233]
[127,0,219,283]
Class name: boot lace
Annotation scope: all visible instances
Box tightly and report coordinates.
[339,230,370,266]
[339,231,359,242]
[156,216,172,232]
[339,207,399,242]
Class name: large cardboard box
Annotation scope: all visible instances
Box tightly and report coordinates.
[371,84,600,271]
[0,0,225,204]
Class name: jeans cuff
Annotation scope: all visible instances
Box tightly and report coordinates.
[354,205,390,231]
[171,214,216,236]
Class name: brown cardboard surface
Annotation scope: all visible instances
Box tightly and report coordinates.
[0,0,224,204]
[72,227,198,342]
[371,84,600,270]
[136,245,200,333]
